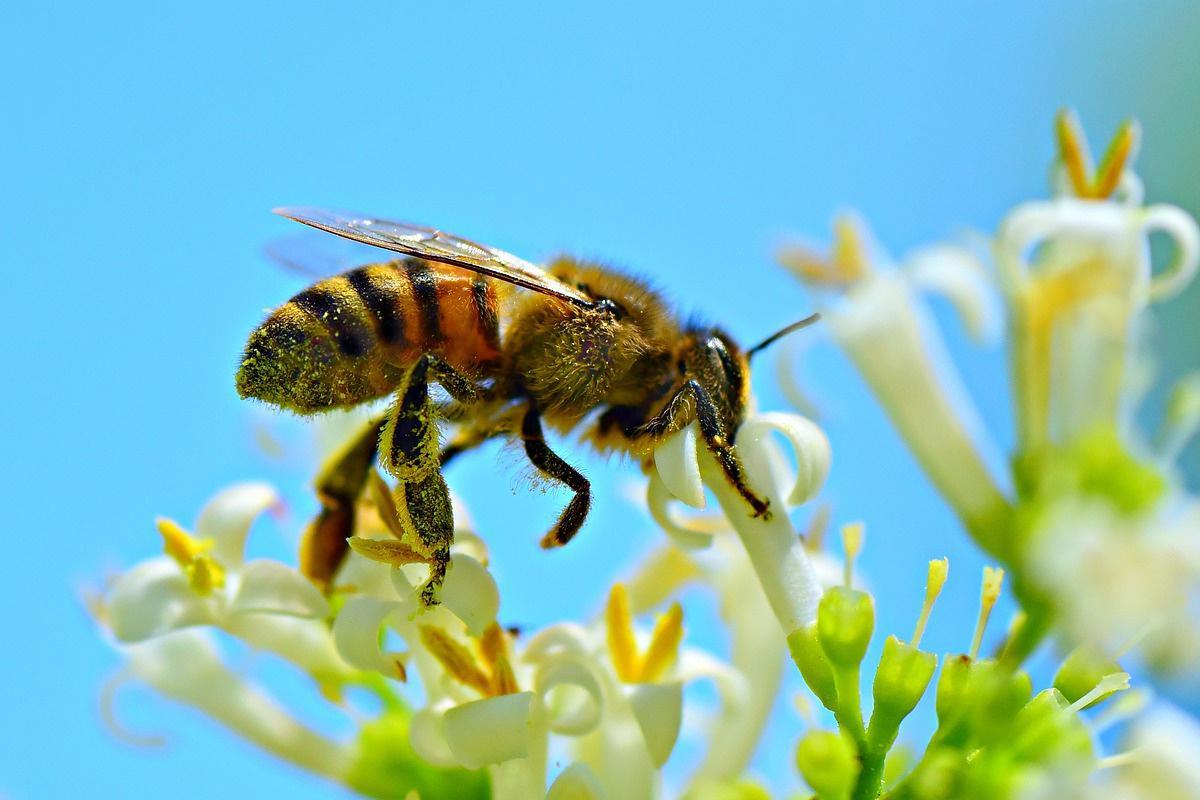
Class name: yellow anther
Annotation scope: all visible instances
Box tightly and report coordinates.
[419,625,493,696]
[187,554,225,595]
[347,536,430,567]
[156,517,209,568]
[840,521,865,588]
[1054,109,1138,200]
[831,216,871,282]
[479,623,520,696]
[803,504,831,552]
[969,566,1005,659]
[778,216,873,286]
[911,557,949,648]
[638,602,684,682]
[606,583,641,682]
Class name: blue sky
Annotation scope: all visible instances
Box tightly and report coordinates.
[3,2,1198,797]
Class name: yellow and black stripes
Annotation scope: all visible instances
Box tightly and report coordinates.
[237,258,506,414]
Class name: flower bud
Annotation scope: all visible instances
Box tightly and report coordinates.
[787,623,838,712]
[796,730,859,800]
[868,636,937,750]
[817,587,875,669]
[1053,645,1123,709]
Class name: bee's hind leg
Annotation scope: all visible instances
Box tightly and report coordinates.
[376,356,455,605]
[521,405,592,548]
[301,413,387,592]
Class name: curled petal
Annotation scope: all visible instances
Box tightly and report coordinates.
[535,658,604,736]
[654,425,705,509]
[438,554,499,638]
[738,413,831,506]
[675,647,750,715]
[623,682,683,768]
[331,596,407,678]
[546,762,606,800]
[229,560,330,618]
[106,558,216,642]
[906,243,1002,344]
[522,623,595,663]
[442,691,535,768]
[646,470,719,550]
[194,482,279,566]
[1143,204,1200,300]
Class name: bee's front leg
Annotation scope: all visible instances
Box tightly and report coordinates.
[644,380,772,521]
[521,405,592,548]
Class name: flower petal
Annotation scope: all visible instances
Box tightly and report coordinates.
[125,629,351,778]
[194,483,279,566]
[331,596,407,679]
[106,558,216,642]
[535,658,604,736]
[646,471,718,550]
[654,425,706,509]
[409,705,459,768]
[906,243,1002,344]
[438,553,499,638]
[230,559,330,618]
[442,691,535,768]
[546,762,606,800]
[623,682,683,768]
[738,412,831,506]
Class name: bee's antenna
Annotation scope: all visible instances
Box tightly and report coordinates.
[747,313,821,360]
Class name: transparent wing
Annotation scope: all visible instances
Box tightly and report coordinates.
[273,207,593,306]
[262,231,394,280]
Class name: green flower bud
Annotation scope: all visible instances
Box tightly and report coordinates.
[347,709,491,800]
[817,587,875,669]
[1012,689,1094,765]
[868,636,937,751]
[1053,645,1122,709]
[796,730,859,800]
[788,623,838,712]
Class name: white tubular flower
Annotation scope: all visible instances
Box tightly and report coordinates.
[654,410,830,635]
[780,216,1010,544]
[1026,496,1200,671]
[120,629,352,781]
[997,197,1199,454]
[102,483,348,681]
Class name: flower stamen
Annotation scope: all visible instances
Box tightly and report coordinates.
[969,566,1004,659]
[911,557,949,649]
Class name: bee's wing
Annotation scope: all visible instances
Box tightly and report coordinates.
[262,231,393,280]
[274,207,594,307]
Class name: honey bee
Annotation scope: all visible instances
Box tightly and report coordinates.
[238,208,816,603]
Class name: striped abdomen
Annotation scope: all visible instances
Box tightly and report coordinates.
[237,259,505,413]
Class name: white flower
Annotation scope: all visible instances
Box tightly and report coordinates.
[652,410,830,634]
[779,216,1010,543]
[117,628,352,781]
[1027,496,1200,671]
[102,483,349,680]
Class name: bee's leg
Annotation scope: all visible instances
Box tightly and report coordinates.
[379,356,453,606]
[643,380,771,520]
[301,414,387,592]
[425,355,488,406]
[521,405,592,548]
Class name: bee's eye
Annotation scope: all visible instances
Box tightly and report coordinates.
[593,298,625,320]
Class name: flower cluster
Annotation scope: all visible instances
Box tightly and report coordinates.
[780,110,1200,674]
[91,111,1200,799]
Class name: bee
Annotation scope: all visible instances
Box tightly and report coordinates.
[237,208,816,603]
